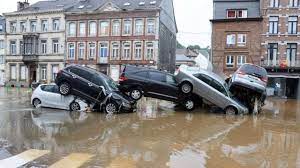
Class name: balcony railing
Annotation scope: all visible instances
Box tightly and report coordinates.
[22,55,38,63]
[98,57,108,64]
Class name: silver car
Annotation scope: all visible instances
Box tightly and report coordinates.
[175,66,248,114]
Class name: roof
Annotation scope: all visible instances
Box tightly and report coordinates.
[66,0,163,13]
[198,49,210,59]
[176,54,195,62]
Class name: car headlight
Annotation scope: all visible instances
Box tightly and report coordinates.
[122,102,131,108]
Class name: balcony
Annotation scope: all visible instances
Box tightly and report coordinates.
[261,60,300,74]
[22,55,38,63]
[97,57,108,64]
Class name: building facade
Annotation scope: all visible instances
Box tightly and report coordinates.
[211,0,263,75]
[0,16,6,85]
[65,0,177,80]
[3,0,73,87]
[261,0,300,98]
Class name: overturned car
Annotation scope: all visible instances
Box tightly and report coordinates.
[228,64,268,113]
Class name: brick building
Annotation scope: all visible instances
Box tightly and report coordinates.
[65,0,177,80]
[260,0,300,98]
[211,0,263,75]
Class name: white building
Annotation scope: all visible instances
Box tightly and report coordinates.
[0,16,6,86]
[3,0,72,87]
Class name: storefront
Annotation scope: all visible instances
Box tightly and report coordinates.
[267,75,300,99]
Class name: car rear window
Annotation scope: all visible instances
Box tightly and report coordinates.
[134,71,148,78]
[239,64,267,78]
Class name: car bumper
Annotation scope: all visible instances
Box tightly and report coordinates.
[231,80,265,94]
[120,103,137,113]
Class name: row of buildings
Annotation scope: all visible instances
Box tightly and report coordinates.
[211,0,300,99]
[0,0,177,87]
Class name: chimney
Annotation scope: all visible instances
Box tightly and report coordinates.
[17,0,30,11]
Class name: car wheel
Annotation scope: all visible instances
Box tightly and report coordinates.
[105,102,118,114]
[59,82,71,95]
[225,106,238,115]
[33,98,41,108]
[181,82,192,94]
[130,89,142,100]
[184,99,195,111]
[70,102,81,111]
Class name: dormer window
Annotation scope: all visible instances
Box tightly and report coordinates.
[78,5,85,9]
[150,1,157,5]
[124,2,130,6]
[227,9,247,19]
[139,2,145,6]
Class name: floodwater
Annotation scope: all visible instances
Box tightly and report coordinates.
[0,88,299,168]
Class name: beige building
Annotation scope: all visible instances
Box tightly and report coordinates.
[0,16,5,85]
[3,0,69,87]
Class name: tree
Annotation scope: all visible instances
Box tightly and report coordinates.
[187,45,201,51]
[176,41,185,49]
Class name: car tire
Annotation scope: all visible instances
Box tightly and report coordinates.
[33,98,41,108]
[130,88,143,101]
[183,99,195,111]
[105,102,118,114]
[70,101,81,111]
[180,82,193,94]
[225,106,238,115]
[59,82,71,95]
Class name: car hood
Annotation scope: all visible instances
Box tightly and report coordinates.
[110,91,135,104]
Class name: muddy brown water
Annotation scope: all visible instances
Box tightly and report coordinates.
[0,88,299,167]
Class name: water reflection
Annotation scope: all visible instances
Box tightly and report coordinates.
[0,96,298,167]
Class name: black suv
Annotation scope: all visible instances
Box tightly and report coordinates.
[55,65,136,113]
[119,65,201,111]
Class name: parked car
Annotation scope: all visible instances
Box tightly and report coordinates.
[31,84,88,111]
[118,65,201,111]
[175,66,249,114]
[229,64,268,113]
[55,65,136,113]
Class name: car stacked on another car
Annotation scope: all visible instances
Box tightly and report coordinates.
[118,65,201,111]
[31,84,88,111]
[55,65,136,114]
[229,63,268,113]
[175,65,249,115]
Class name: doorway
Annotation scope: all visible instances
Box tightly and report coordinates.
[286,78,299,99]
[29,65,37,85]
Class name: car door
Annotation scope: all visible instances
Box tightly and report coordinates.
[42,85,62,108]
[209,80,229,108]
[193,73,211,95]
[90,74,106,103]
[147,71,178,101]
[131,71,149,91]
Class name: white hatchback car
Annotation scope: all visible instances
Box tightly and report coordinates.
[31,84,88,111]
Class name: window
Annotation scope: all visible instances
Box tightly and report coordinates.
[146,42,154,60]
[134,42,142,59]
[53,40,59,53]
[53,19,60,31]
[166,75,177,85]
[20,21,26,33]
[270,0,279,7]
[10,22,16,33]
[286,43,297,66]
[52,65,59,81]
[269,16,279,34]
[0,25,3,32]
[68,43,75,59]
[41,40,47,54]
[99,42,108,58]
[79,22,86,36]
[135,19,144,35]
[30,21,37,32]
[226,34,236,47]
[112,20,120,36]
[41,20,48,32]
[267,43,278,66]
[0,40,4,49]
[41,85,58,93]
[195,74,212,85]
[227,10,236,18]
[10,65,16,80]
[111,42,119,59]
[99,21,109,36]
[78,43,85,59]
[226,55,234,68]
[237,55,246,67]
[88,42,96,59]
[149,72,165,82]
[20,65,27,81]
[89,21,96,36]
[290,0,299,7]
[147,19,155,34]
[10,41,16,55]
[211,80,227,96]
[68,22,76,36]
[70,67,91,80]
[237,10,247,18]
[237,34,246,47]
[20,41,23,55]
[288,16,298,34]
[0,56,4,64]
[123,19,131,35]
[122,42,131,59]
[135,71,148,78]
[40,65,47,81]
[24,38,34,55]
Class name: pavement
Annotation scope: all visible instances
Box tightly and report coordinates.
[0,87,299,168]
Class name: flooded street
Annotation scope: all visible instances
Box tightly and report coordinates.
[0,88,299,168]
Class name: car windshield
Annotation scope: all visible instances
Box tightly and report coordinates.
[239,64,267,78]
[104,76,119,91]
[223,82,233,97]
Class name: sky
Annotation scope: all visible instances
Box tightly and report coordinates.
[0,0,213,48]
